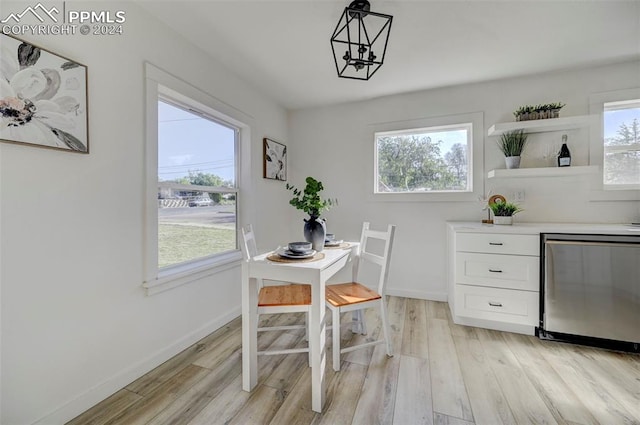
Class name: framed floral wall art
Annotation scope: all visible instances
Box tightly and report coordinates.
[0,34,89,153]
[263,137,286,181]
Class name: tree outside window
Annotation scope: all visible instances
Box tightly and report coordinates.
[603,100,640,188]
[375,124,471,193]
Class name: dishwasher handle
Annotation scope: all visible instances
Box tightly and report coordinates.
[545,240,639,249]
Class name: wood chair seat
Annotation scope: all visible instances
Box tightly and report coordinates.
[326,222,396,371]
[258,284,311,307]
[326,282,381,307]
[242,224,311,361]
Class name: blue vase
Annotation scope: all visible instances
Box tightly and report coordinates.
[303,216,326,252]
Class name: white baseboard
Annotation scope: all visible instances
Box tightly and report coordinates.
[452,315,535,336]
[386,287,448,302]
[34,307,241,425]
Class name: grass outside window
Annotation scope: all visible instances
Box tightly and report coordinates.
[158,223,235,268]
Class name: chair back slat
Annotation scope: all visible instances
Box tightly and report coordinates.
[241,224,258,261]
[354,222,396,296]
[364,229,391,241]
[360,251,385,267]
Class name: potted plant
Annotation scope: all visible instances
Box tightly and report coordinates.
[497,129,528,169]
[548,102,565,118]
[286,177,337,251]
[513,102,565,121]
[489,200,522,225]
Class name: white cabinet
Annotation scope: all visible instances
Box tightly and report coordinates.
[455,233,539,256]
[455,253,539,291]
[448,225,540,335]
[455,285,539,324]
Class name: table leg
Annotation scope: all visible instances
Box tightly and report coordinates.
[309,276,326,412]
[242,265,257,392]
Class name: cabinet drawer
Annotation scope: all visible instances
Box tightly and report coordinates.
[455,284,539,326]
[456,252,539,291]
[456,233,539,256]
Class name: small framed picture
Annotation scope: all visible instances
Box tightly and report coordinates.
[0,34,89,153]
[263,138,287,181]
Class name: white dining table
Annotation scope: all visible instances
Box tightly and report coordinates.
[241,244,357,412]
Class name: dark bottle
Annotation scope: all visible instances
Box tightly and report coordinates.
[558,135,571,167]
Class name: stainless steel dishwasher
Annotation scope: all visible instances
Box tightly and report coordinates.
[539,233,640,352]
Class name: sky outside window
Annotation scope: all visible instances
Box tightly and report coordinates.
[158,101,236,185]
[604,106,640,139]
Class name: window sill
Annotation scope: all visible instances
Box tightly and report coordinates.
[370,191,480,202]
[143,251,243,295]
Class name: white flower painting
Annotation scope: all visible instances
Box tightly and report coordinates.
[263,138,287,181]
[0,35,88,153]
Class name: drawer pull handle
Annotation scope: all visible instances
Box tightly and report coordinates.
[488,301,503,307]
[488,269,503,273]
[489,242,503,246]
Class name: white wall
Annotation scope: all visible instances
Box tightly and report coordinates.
[0,2,292,424]
[289,61,640,301]
[2,2,639,423]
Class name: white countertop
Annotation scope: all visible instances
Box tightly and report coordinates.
[447,221,640,235]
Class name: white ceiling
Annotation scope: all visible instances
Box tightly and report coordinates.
[140,1,640,110]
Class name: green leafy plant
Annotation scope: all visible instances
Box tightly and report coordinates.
[497,129,528,157]
[546,102,565,110]
[286,176,337,218]
[489,201,522,217]
[513,102,565,119]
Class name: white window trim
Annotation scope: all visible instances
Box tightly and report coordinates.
[143,63,253,295]
[375,122,473,194]
[589,88,640,202]
[368,112,484,202]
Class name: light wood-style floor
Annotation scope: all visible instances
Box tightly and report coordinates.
[68,297,640,425]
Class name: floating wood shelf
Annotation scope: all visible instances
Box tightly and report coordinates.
[487,115,592,136]
[487,165,599,179]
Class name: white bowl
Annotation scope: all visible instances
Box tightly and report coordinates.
[288,241,312,252]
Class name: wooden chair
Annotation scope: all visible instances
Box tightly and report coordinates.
[326,222,396,371]
[241,224,310,358]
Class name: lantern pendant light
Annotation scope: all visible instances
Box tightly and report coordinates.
[330,0,393,80]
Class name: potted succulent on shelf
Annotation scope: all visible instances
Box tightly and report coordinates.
[286,176,337,251]
[489,200,523,225]
[497,129,528,169]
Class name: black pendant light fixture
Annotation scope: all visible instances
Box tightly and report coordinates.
[330,0,393,80]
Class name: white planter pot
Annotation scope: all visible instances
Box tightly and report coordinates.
[505,156,521,169]
[493,216,513,225]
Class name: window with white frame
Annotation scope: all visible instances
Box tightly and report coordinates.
[603,99,640,189]
[157,98,238,269]
[144,63,249,293]
[375,123,472,193]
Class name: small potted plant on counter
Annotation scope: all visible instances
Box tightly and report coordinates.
[498,129,528,169]
[489,199,523,225]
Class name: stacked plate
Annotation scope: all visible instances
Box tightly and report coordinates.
[279,242,316,259]
[324,233,343,247]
